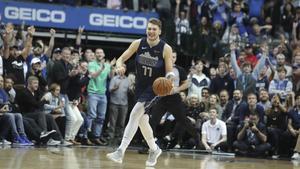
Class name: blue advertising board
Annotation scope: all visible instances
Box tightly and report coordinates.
[0,0,158,34]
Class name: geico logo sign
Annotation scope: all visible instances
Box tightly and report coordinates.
[4,6,65,23]
[90,14,147,29]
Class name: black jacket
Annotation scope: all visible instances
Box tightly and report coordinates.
[51,60,73,94]
[16,88,46,113]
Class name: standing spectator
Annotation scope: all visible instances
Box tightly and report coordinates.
[107,64,130,144]
[86,48,111,145]
[269,53,293,80]
[255,66,270,94]
[229,2,248,37]
[280,1,295,37]
[27,29,55,79]
[3,25,34,89]
[268,67,293,101]
[201,108,227,151]
[247,0,265,19]
[107,0,122,9]
[188,60,210,100]
[210,60,234,97]
[265,94,288,158]
[222,24,242,47]
[47,47,61,85]
[175,0,192,52]
[230,44,267,98]
[51,47,80,145]
[26,58,48,93]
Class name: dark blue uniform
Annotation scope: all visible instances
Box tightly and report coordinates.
[135,37,166,102]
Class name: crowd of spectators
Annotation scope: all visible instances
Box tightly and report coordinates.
[3,0,300,160]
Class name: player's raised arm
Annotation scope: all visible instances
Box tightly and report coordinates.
[115,39,141,75]
[163,44,174,78]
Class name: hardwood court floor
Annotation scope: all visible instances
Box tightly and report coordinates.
[0,146,299,169]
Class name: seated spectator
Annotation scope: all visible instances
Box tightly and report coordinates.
[186,94,206,131]
[0,74,55,145]
[257,89,272,111]
[42,83,64,116]
[188,60,210,101]
[205,94,223,119]
[0,75,33,145]
[26,58,48,93]
[201,87,210,104]
[4,76,16,104]
[233,113,271,157]
[0,115,12,145]
[201,108,227,151]
[16,76,69,146]
[0,111,33,146]
[239,93,265,124]
[219,90,229,112]
[222,89,246,151]
[269,67,293,101]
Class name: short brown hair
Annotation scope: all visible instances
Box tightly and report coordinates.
[277,66,287,73]
[148,18,162,29]
[49,83,60,92]
[27,76,39,83]
[242,61,251,68]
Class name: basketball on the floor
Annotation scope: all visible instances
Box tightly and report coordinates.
[152,77,173,96]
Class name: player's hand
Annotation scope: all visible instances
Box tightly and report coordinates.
[115,66,126,76]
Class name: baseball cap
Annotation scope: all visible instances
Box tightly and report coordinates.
[31,57,41,65]
[53,48,61,53]
[245,43,252,48]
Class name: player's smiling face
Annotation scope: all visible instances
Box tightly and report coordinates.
[146,23,161,41]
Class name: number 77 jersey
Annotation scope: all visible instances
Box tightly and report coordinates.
[135,37,166,100]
